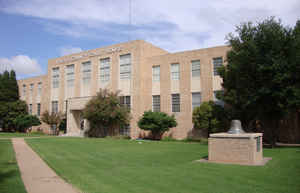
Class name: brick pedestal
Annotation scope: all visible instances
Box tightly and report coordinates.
[208,133,263,165]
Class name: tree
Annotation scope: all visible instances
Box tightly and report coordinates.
[138,111,177,140]
[0,100,28,131]
[83,89,131,137]
[218,17,300,146]
[41,111,63,135]
[192,101,228,138]
[13,114,41,132]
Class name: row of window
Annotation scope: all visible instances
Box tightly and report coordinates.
[50,91,222,114]
[52,54,131,89]
[28,103,41,116]
[22,82,42,97]
[153,57,223,82]
[52,55,223,89]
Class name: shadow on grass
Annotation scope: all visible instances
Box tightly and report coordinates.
[0,169,19,184]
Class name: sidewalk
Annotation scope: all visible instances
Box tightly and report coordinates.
[12,138,80,193]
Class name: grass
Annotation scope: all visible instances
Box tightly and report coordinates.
[26,137,300,193]
[0,140,27,193]
[0,132,46,138]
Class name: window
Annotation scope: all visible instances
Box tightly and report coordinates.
[213,57,223,76]
[29,104,32,114]
[191,60,200,77]
[120,54,131,79]
[152,66,160,82]
[37,82,42,97]
[172,94,180,112]
[66,64,75,87]
[82,61,91,84]
[51,101,58,113]
[171,63,180,80]
[30,84,34,96]
[100,58,110,82]
[213,90,224,106]
[52,67,60,88]
[22,84,26,96]
[120,125,130,136]
[152,95,160,112]
[192,92,201,110]
[120,96,131,109]
[37,103,41,116]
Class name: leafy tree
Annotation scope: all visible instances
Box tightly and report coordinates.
[192,101,228,138]
[138,111,177,140]
[41,110,63,135]
[83,89,131,137]
[218,17,300,146]
[13,114,41,132]
[0,100,28,131]
[0,70,19,102]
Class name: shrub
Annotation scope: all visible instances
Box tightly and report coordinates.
[41,111,64,135]
[192,101,228,138]
[83,89,131,137]
[138,111,177,140]
[13,114,41,132]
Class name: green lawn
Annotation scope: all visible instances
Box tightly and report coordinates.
[0,132,46,138]
[26,138,300,193]
[0,140,27,193]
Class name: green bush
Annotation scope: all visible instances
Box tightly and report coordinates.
[192,101,228,138]
[138,111,177,140]
[83,89,131,137]
[13,114,41,133]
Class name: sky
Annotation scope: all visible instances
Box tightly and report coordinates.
[0,0,299,79]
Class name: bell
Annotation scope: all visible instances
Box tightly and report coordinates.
[227,120,245,134]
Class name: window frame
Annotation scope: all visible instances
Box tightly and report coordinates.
[120,54,131,80]
[152,65,160,82]
[191,60,200,78]
[171,63,180,80]
[99,57,111,83]
[152,95,161,112]
[171,94,180,112]
[213,57,223,76]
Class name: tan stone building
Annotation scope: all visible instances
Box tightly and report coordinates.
[18,40,230,139]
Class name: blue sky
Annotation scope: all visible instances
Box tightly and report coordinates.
[0,0,299,79]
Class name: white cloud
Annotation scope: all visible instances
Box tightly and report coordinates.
[0,55,43,78]
[1,0,299,51]
[59,46,83,56]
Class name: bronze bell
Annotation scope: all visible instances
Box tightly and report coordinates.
[227,120,245,134]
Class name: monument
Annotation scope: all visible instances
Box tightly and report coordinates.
[208,120,264,165]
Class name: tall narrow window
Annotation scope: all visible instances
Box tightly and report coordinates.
[30,83,34,97]
[100,58,110,82]
[29,104,32,114]
[51,101,58,113]
[172,94,180,112]
[52,67,60,88]
[171,63,180,80]
[213,57,223,76]
[37,103,41,116]
[82,61,91,85]
[191,60,200,77]
[66,64,75,87]
[120,96,131,109]
[213,90,224,106]
[192,92,201,110]
[22,84,26,97]
[37,82,42,97]
[152,95,160,112]
[152,66,160,82]
[120,54,131,80]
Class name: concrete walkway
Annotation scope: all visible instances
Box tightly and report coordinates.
[12,138,80,193]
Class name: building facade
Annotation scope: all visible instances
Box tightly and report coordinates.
[18,40,230,139]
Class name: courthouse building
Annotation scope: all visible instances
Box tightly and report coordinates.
[17,40,229,139]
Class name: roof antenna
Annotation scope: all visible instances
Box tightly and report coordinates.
[128,0,132,41]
